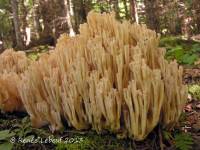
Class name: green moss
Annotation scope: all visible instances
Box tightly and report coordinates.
[26,45,51,61]
[55,131,131,150]
[26,52,39,60]
[56,137,94,150]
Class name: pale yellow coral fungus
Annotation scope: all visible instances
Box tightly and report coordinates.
[1,11,187,140]
[0,49,29,112]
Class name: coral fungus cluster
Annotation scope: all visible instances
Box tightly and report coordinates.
[0,49,29,112]
[0,11,187,140]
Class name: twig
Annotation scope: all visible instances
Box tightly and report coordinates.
[131,140,137,150]
[159,124,164,150]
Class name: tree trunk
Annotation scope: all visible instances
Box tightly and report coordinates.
[53,0,67,38]
[11,0,24,49]
[180,1,191,38]
[144,0,160,32]
[72,0,88,33]
[169,2,179,34]
[39,0,54,39]
[67,0,74,16]
[0,36,3,53]
[161,0,180,35]
[129,0,139,23]
[20,0,30,45]
[64,0,75,36]
[33,0,42,39]
[193,0,200,32]
[68,0,76,32]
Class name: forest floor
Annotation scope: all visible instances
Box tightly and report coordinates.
[0,36,200,150]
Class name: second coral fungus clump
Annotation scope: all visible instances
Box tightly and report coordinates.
[1,11,187,141]
[0,49,29,112]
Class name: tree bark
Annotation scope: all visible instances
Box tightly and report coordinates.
[39,0,54,39]
[64,0,75,36]
[161,0,180,35]
[144,0,160,32]
[20,0,30,45]
[0,36,3,53]
[33,0,42,39]
[68,0,76,31]
[11,0,24,49]
[193,0,200,32]
[129,0,139,23]
[53,0,67,38]
[72,0,88,32]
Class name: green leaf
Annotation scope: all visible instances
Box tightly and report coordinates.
[166,46,184,61]
[22,117,29,124]
[174,48,184,60]
[175,133,193,150]
[181,54,198,65]
[163,131,173,140]
[0,130,15,141]
[191,44,200,52]
[0,142,13,150]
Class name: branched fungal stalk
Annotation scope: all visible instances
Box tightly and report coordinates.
[0,12,187,140]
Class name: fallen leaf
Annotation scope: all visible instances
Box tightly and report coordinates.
[196,103,200,109]
[185,104,193,112]
[188,94,192,102]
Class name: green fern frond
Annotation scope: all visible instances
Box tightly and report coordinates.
[175,133,193,150]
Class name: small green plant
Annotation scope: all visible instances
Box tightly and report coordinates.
[26,45,50,61]
[0,116,38,150]
[165,46,199,65]
[191,44,200,53]
[27,52,39,60]
[163,130,173,141]
[174,133,193,150]
[0,130,15,150]
[189,85,200,100]
[160,36,200,65]
[55,137,92,150]
[163,130,194,150]
[180,54,198,65]
[13,117,32,138]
